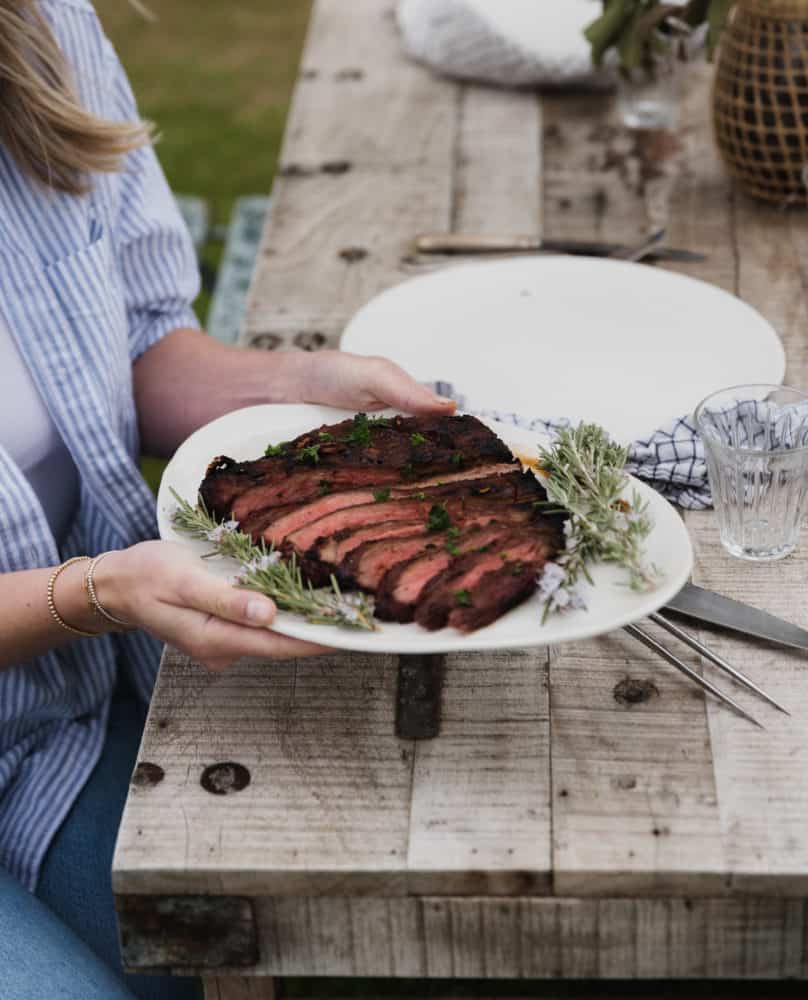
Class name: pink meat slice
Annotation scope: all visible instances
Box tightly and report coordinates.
[281,499,434,554]
[346,533,438,590]
[374,523,515,622]
[316,520,426,566]
[231,466,402,522]
[414,534,556,631]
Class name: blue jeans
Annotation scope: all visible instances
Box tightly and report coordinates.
[0,672,202,1000]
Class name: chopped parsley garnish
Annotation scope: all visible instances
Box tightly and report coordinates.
[511,560,524,576]
[318,431,332,441]
[264,442,286,457]
[410,432,426,446]
[447,526,460,540]
[413,491,426,500]
[451,452,463,466]
[318,480,332,496]
[454,589,472,607]
[427,503,451,533]
[445,541,461,556]
[296,444,321,464]
[343,412,391,447]
[373,488,391,503]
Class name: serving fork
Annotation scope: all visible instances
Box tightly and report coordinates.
[624,614,789,729]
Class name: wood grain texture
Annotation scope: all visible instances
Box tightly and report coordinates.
[240,0,457,351]
[203,978,276,1000]
[406,648,551,897]
[189,896,808,978]
[114,649,553,897]
[113,648,413,895]
[540,65,728,901]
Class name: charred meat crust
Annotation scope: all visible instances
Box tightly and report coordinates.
[196,414,566,631]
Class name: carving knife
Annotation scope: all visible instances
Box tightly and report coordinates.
[665,583,808,652]
[413,233,706,262]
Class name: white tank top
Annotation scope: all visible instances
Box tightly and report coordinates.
[0,314,80,546]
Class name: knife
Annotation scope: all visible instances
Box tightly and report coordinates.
[665,582,808,652]
[413,233,706,263]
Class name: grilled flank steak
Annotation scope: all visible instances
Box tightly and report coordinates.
[198,413,566,632]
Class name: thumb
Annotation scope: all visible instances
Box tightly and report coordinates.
[367,359,457,415]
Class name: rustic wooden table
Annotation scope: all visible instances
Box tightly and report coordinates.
[113,1,808,997]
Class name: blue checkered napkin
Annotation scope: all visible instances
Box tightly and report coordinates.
[429,382,712,510]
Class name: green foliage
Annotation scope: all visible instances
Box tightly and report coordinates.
[171,490,376,630]
[536,423,659,620]
[585,0,735,71]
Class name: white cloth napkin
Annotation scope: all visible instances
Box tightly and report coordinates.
[396,0,611,88]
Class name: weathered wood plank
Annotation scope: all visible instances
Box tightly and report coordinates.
[406,648,552,897]
[241,0,458,351]
[257,990,807,1000]
[673,61,808,899]
[548,626,727,898]
[115,649,554,898]
[540,67,729,901]
[188,896,808,978]
[453,83,543,236]
[203,978,276,1000]
[113,649,413,896]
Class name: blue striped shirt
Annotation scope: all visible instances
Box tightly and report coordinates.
[0,0,200,890]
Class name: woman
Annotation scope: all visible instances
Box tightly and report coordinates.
[0,1,454,997]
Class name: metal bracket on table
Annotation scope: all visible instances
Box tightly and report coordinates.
[395,654,445,740]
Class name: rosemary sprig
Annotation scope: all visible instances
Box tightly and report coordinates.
[170,489,376,630]
[536,423,660,620]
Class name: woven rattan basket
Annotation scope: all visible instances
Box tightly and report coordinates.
[713,0,808,205]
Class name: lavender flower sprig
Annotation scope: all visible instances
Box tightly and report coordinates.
[170,489,376,631]
[535,423,660,621]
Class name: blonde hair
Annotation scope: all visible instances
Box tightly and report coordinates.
[0,0,152,195]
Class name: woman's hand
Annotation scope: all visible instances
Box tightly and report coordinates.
[287,350,457,414]
[94,541,329,670]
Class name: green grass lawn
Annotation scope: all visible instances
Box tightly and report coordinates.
[94,0,312,491]
[95,0,311,231]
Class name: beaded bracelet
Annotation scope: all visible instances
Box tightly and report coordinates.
[47,557,102,639]
[84,551,136,632]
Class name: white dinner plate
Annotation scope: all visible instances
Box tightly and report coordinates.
[158,404,693,654]
[340,257,785,445]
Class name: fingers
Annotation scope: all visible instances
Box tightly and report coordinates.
[174,570,277,629]
[361,357,457,415]
[148,602,331,668]
[301,351,457,415]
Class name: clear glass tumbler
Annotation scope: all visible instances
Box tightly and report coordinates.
[617,45,687,130]
[695,385,808,561]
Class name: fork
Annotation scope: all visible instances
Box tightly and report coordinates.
[623,614,788,728]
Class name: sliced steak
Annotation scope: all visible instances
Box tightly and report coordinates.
[263,469,531,548]
[282,498,435,555]
[231,466,402,523]
[414,528,563,631]
[342,533,439,589]
[200,454,282,520]
[200,414,521,519]
[285,493,539,559]
[316,519,426,566]
[374,522,517,622]
[448,566,542,632]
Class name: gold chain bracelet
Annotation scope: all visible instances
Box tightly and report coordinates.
[84,551,136,632]
[47,557,102,639]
